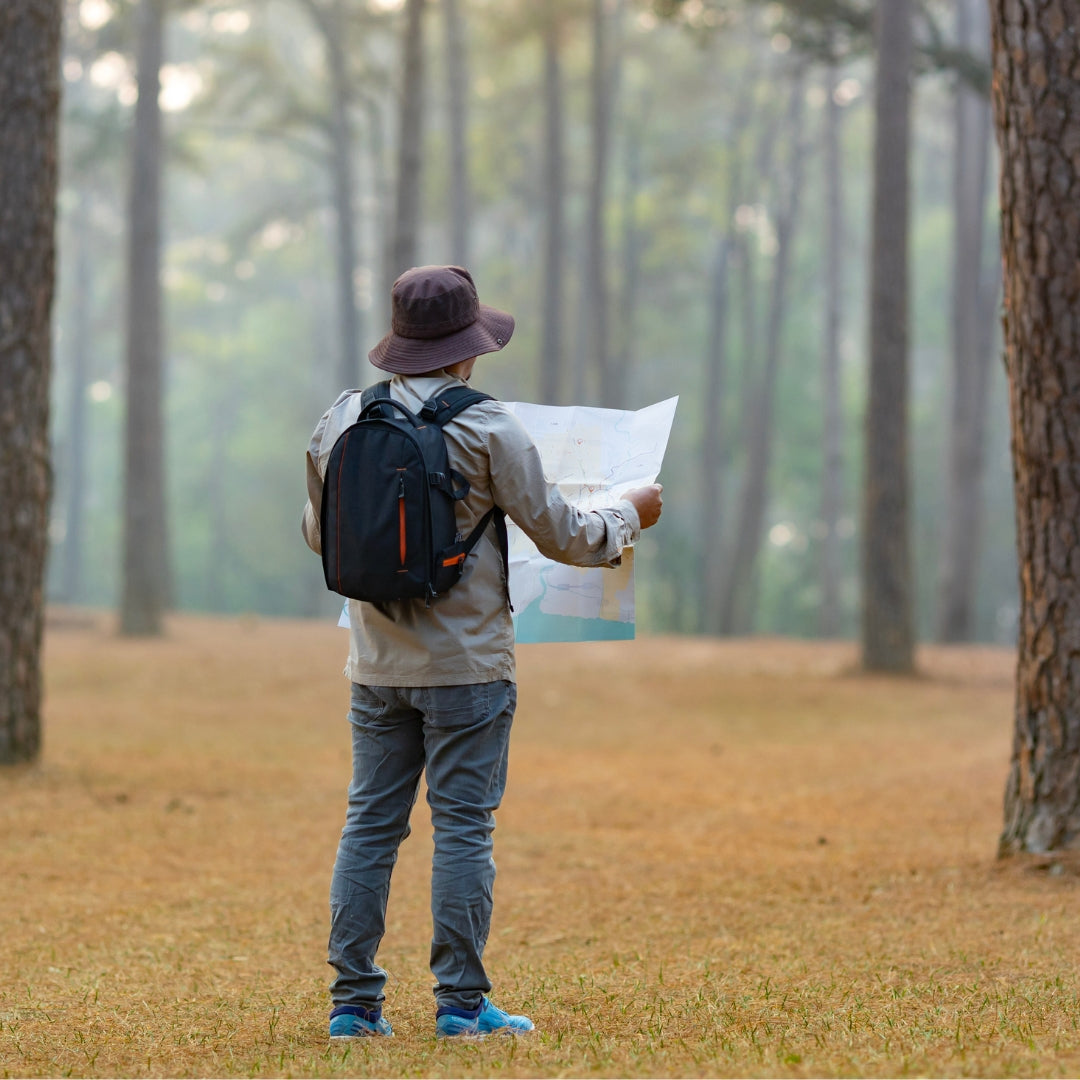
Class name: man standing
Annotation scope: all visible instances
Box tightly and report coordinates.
[302,265,663,1039]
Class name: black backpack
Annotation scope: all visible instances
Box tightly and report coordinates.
[320,380,508,604]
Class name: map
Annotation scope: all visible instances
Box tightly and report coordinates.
[337,396,678,641]
[504,396,678,643]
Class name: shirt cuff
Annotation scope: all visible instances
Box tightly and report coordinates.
[615,498,642,539]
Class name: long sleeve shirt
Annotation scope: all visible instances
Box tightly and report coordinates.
[302,370,641,686]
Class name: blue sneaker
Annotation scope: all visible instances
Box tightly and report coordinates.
[329,1005,393,1038]
[435,997,535,1038]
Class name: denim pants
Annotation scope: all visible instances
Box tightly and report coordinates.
[328,680,516,1012]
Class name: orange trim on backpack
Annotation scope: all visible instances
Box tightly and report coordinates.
[442,552,466,568]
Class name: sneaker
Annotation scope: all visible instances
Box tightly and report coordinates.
[435,997,535,1039]
[329,1005,393,1038]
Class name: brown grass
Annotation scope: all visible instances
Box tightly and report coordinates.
[2,612,1079,1078]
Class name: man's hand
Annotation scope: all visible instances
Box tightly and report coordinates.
[623,484,664,530]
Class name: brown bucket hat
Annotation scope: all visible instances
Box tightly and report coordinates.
[369,265,515,375]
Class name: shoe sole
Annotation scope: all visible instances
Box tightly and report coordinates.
[436,1027,535,1040]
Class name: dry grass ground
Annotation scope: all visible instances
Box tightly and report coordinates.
[2,612,1079,1078]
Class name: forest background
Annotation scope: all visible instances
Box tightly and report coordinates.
[51,0,1007,643]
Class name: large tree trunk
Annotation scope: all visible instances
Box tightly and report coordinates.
[717,74,807,636]
[539,0,564,405]
[120,0,168,636]
[937,0,995,643]
[0,0,61,764]
[860,0,915,673]
[993,0,1080,855]
[443,0,469,267]
[819,61,845,639]
[387,0,425,283]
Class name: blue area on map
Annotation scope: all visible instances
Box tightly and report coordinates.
[513,600,635,644]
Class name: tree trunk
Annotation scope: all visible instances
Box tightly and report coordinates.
[586,0,612,406]
[0,0,61,764]
[387,0,425,283]
[120,0,168,637]
[937,0,994,643]
[819,61,845,639]
[861,0,915,673]
[699,78,758,637]
[61,197,92,603]
[717,73,808,636]
[614,111,644,391]
[993,0,1080,855]
[539,1,564,405]
[700,232,734,635]
[359,90,391,332]
[325,0,362,391]
[443,0,469,267]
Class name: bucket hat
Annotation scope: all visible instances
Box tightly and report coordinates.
[369,265,515,375]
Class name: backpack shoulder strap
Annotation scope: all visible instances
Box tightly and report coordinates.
[420,386,494,427]
[359,380,393,419]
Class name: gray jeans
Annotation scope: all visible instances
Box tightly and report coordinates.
[327,680,516,1012]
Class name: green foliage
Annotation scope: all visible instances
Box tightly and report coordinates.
[47,0,1014,642]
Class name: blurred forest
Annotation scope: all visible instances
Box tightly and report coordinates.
[48,0,1012,642]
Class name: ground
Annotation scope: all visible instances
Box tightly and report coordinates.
[2,612,1079,1078]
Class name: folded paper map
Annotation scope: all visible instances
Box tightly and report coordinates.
[504,396,678,643]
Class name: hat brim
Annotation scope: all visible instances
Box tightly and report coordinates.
[368,304,515,375]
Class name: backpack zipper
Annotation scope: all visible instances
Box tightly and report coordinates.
[398,472,407,566]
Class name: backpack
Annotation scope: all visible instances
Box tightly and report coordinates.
[320,380,508,604]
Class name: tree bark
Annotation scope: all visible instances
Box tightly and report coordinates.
[993,0,1080,854]
[443,0,470,267]
[937,0,995,643]
[819,61,845,639]
[860,0,915,673]
[539,0,564,405]
[387,0,425,283]
[0,0,61,764]
[120,0,168,636]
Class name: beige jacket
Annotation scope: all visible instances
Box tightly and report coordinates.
[302,371,641,686]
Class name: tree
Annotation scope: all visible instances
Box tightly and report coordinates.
[120,0,169,636]
[586,0,614,406]
[539,0,565,405]
[299,0,364,391]
[936,0,996,643]
[717,70,808,634]
[387,0,426,283]
[697,70,760,635]
[443,0,470,267]
[59,197,93,603]
[993,0,1080,855]
[0,0,62,763]
[860,0,914,673]
[818,57,845,638]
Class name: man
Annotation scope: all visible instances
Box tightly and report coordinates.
[302,265,663,1040]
